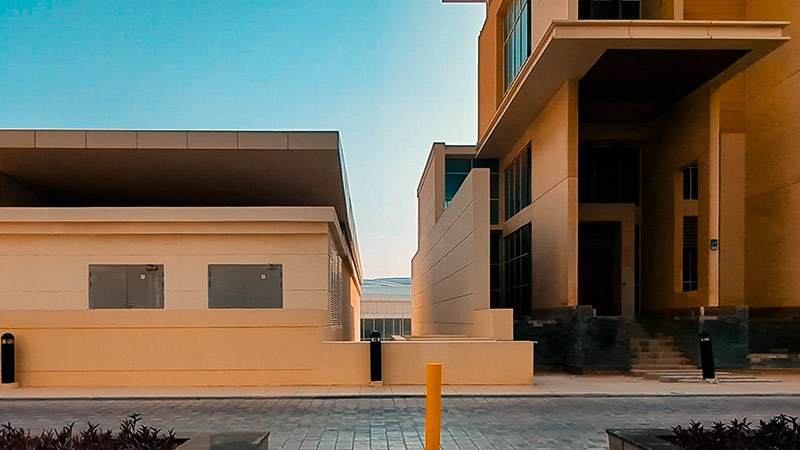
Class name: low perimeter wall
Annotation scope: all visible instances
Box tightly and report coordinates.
[0,309,533,387]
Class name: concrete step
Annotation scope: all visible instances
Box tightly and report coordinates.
[631,337,674,344]
[659,375,777,384]
[634,357,692,366]
[633,351,686,358]
[630,364,697,371]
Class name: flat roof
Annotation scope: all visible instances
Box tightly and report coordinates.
[477,20,789,158]
[0,129,361,280]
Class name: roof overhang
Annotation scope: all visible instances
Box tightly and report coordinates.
[477,20,789,158]
[0,130,362,281]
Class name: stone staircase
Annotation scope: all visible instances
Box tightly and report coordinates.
[628,322,770,383]
[629,322,695,371]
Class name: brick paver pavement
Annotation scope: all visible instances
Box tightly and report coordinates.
[1,396,799,449]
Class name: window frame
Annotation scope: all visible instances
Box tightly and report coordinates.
[504,146,532,220]
[503,0,532,91]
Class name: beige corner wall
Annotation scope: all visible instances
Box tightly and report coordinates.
[641,85,718,311]
[412,169,491,336]
[502,80,579,311]
[742,1,800,308]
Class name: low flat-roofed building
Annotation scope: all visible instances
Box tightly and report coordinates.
[360,278,411,340]
[0,129,534,387]
[0,129,364,386]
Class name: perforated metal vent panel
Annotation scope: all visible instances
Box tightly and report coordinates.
[328,242,343,329]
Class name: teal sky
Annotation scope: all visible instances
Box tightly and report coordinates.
[0,1,485,278]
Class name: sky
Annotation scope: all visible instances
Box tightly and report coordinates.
[0,0,486,279]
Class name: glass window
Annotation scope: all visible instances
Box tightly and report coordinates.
[683,163,699,200]
[490,231,502,308]
[403,319,411,335]
[445,156,500,225]
[579,0,640,19]
[504,147,532,220]
[682,216,698,292]
[503,224,532,316]
[504,0,531,90]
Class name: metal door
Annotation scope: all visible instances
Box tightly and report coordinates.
[208,264,282,308]
[89,265,164,309]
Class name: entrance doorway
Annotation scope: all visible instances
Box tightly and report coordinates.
[578,222,622,316]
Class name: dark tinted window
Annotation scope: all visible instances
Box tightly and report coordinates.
[682,216,698,292]
[504,147,532,220]
[445,156,500,225]
[503,224,532,316]
[579,0,640,19]
[683,163,699,200]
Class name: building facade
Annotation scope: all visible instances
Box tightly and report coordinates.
[0,129,534,387]
[413,0,799,370]
[360,278,412,340]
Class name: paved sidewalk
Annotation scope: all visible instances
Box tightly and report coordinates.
[2,372,799,400]
[2,396,800,449]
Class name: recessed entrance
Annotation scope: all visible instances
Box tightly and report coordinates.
[578,222,622,316]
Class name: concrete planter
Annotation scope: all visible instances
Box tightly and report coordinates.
[178,432,269,450]
[606,429,680,449]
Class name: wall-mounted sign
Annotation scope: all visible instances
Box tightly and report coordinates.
[710,239,719,251]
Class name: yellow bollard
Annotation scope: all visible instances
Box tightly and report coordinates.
[425,363,443,449]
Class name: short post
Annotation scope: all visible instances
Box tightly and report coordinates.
[1,333,15,385]
[425,363,442,449]
[698,332,716,381]
[369,331,382,386]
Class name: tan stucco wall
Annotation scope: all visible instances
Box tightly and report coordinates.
[684,0,744,20]
[741,1,800,308]
[412,169,491,335]
[0,208,348,311]
[1,309,532,387]
[501,80,579,310]
[641,85,719,311]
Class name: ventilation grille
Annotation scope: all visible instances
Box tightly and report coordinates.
[328,242,343,329]
[683,216,698,248]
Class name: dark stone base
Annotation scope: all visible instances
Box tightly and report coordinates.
[517,305,800,371]
[515,307,634,371]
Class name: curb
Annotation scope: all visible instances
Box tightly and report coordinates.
[3,392,800,401]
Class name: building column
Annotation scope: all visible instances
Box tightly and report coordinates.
[707,87,721,307]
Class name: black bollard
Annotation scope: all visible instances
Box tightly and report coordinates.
[699,332,715,380]
[1,333,14,384]
[369,331,382,383]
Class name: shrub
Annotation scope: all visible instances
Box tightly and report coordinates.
[668,414,800,450]
[0,413,180,450]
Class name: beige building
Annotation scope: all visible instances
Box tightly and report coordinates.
[414,0,800,370]
[0,129,533,387]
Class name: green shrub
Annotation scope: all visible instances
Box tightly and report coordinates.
[668,415,800,449]
[0,414,180,450]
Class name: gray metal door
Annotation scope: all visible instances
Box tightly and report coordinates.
[89,265,164,309]
[208,264,282,308]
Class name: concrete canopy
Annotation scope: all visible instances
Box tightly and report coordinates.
[0,130,361,279]
[477,20,789,158]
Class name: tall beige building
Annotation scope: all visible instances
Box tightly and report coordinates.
[413,0,799,370]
